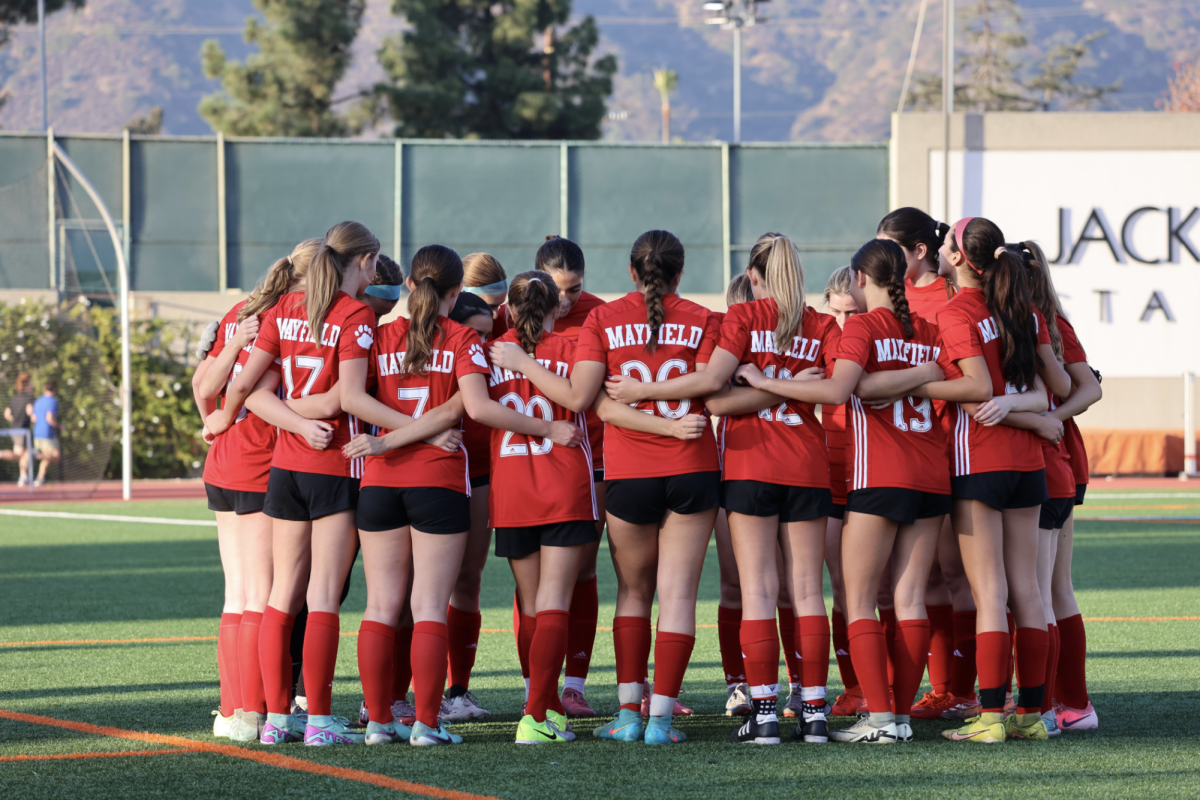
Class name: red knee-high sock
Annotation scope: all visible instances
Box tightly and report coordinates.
[651,631,695,702]
[894,619,932,714]
[926,604,955,695]
[847,619,891,714]
[949,610,978,700]
[1056,613,1090,709]
[717,605,745,686]
[218,613,242,717]
[1041,624,1060,714]
[512,591,522,655]
[879,607,898,687]
[975,630,1011,713]
[613,616,651,711]
[238,611,266,714]
[1005,611,1016,697]
[358,620,395,724]
[528,610,570,722]
[776,611,800,685]
[797,615,831,694]
[831,609,861,696]
[411,621,449,728]
[259,606,295,715]
[517,614,537,681]
[565,577,599,680]
[302,611,340,717]
[393,624,413,702]
[446,604,481,690]
[739,618,779,693]
[1014,627,1048,715]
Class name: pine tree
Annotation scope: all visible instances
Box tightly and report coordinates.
[199,0,365,137]
[1156,54,1200,113]
[372,0,617,140]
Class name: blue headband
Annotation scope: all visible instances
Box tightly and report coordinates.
[364,283,403,301]
[465,280,507,295]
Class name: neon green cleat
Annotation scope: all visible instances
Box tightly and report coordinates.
[941,712,1006,743]
[544,709,576,741]
[593,708,643,742]
[644,715,686,745]
[1004,712,1049,740]
[516,715,573,745]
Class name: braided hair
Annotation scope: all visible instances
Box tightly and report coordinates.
[850,239,915,339]
[629,230,685,354]
[507,271,561,355]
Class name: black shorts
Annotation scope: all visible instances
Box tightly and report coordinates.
[951,469,1049,511]
[846,487,952,525]
[723,481,833,523]
[606,471,721,525]
[205,483,266,516]
[1040,497,1075,530]
[356,485,471,534]
[829,503,845,521]
[1074,483,1087,507]
[593,469,605,483]
[263,468,358,522]
[470,474,490,490]
[495,520,600,559]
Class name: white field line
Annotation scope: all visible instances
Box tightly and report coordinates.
[0,509,215,527]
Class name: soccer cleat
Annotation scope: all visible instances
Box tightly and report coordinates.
[1041,709,1061,737]
[781,692,804,718]
[545,709,576,741]
[305,717,365,746]
[359,700,370,727]
[392,697,417,727]
[410,721,463,746]
[940,694,982,720]
[1005,712,1049,740]
[291,695,308,715]
[561,687,595,718]
[641,681,694,716]
[260,716,304,745]
[895,721,913,743]
[212,709,236,738]
[910,691,957,720]
[365,720,409,745]
[229,710,265,743]
[644,715,687,745]
[593,708,644,742]
[829,717,899,744]
[515,715,573,745]
[941,712,1006,743]
[730,715,780,745]
[794,702,829,743]
[830,692,867,717]
[725,683,752,717]
[441,688,491,721]
[1057,702,1098,731]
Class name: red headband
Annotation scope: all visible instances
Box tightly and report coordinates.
[953,217,983,275]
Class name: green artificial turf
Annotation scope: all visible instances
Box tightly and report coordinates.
[0,491,1198,798]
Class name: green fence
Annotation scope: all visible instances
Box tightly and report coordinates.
[0,132,888,297]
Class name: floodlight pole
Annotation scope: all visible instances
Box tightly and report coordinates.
[732,25,742,144]
[38,0,47,131]
[52,143,132,501]
[704,1,767,144]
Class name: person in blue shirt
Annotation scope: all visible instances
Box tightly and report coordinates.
[31,381,60,487]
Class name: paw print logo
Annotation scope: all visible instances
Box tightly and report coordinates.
[355,324,374,350]
[469,343,488,369]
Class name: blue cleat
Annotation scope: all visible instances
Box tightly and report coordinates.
[644,714,687,745]
[593,708,644,742]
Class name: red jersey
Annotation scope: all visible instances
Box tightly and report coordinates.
[1043,389,1076,500]
[361,316,490,492]
[822,402,848,504]
[487,330,597,527]
[461,330,493,479]
[905,276,956,320]
[254,292,374,478]
[203,301,278,492]
[837,308,950,494]
[1058,316,1089,486]
[715,301,840,488]
[936,288,1050,476]
[574,292,720,480]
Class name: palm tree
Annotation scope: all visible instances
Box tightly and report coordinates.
[653,69,679,143]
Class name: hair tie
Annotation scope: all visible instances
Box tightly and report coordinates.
[286,255,293,266]
[465,280,507,295]
[994,246,1008,259]
[953,217,984,275]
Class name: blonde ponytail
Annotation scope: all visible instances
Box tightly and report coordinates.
[306,222,379,344]
[239,238,321,321]
[748,232,806,351]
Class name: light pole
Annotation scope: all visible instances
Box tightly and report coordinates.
[703,1,769,144]
[38,0,47,131]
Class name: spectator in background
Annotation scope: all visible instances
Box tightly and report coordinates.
[31,380,60,488]
[3,372,34,485]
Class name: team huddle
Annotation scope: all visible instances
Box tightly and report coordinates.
[194,207,1101,749]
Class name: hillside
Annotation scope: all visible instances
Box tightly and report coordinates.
[0,0,1195,142]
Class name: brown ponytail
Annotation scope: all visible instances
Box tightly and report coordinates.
[306,222,379,343]
[239,238,321,321]
[506,271,561,355]
[403,244,463,374]
[1019,240,1065,363]
[851,239,915,339]
[630,230,685,354]
[877,207,950,274]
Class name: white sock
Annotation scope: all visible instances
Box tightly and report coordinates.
[563,676,586,694]
[617,681,643,707]
[649,693,675,717]
[789,682,800,695]
[308,714,332,728]
[801,686,826,703]
[524,678,530,701]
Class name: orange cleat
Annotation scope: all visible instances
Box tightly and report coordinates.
[830,692,868,717]
[940,693,981,720]
[910,691,957,720]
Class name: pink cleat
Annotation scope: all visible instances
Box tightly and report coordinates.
[1057,702,1098,731]
[561,688,596,718]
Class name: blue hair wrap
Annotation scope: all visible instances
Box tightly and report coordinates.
[465,280,507,295]
[364,283,403,301]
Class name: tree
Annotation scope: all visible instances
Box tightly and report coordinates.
[372,0,617,140]
[1157,54,1200,113]
[1028,31,1120,111]
[126,106,163,135]
[653,69,678,144]
[199,0,365,137]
